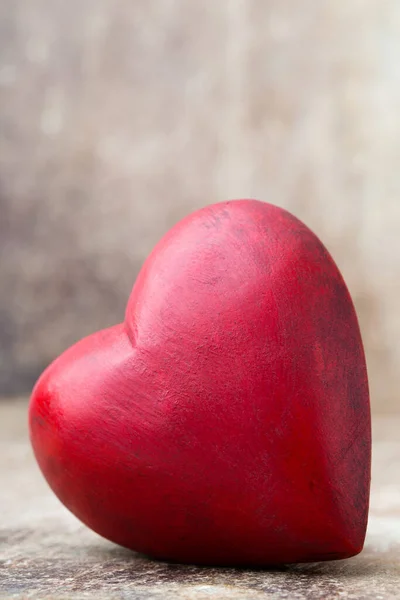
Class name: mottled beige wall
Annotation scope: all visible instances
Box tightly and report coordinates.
[1,1,399,412]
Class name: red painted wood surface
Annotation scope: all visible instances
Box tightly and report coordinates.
[29,200,371,566]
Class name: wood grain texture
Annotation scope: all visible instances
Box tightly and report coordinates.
[0,1,399,412]
[29,201,371,566]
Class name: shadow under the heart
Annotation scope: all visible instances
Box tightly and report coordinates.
[88,540,400,584]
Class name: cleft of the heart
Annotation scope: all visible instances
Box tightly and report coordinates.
[29,200,371,566]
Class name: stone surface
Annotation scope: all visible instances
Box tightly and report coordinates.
[1,400,399,599]
[1,1,400,412]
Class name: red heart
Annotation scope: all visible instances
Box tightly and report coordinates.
[29,200,371,566]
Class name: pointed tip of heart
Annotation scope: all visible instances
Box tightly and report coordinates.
[304,537,365,564]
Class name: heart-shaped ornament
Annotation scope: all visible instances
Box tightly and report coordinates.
[29,200,371,566]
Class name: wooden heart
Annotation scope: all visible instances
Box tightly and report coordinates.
[29,200,371,566]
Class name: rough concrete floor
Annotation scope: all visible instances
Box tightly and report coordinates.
[1,400,399,599]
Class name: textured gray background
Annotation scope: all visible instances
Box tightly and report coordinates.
[1,1,399,412]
